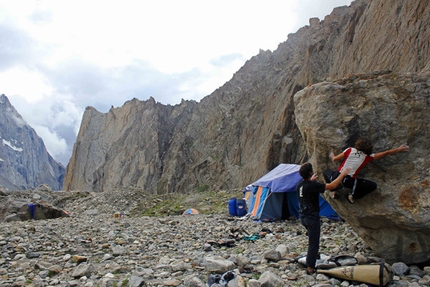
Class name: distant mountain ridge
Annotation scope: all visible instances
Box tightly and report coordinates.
[0,94,65,190]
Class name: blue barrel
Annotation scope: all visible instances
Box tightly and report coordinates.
[28,203,36,219]
[236,199,247,217]
[228,198,237,216]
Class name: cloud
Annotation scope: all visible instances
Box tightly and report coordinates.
[9,95,83,166]
[28,8,53,25]
[32,124,68,163]
[0,0,353,167]
[0,23,34,72]
[6,107,27,128]
[291,0,353,31]
[38,54,246,111]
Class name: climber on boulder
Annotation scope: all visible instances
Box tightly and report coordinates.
[326,138,409,203]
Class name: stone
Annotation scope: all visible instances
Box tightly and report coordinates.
[171,260,191,272]
[392,262,410,276]
[204,256,235,274]
[128,275,145,287]
[162,279,181,286]
[72,263,93,278]
[48,264,62,274]
[275,244,288,257]
[72,255,88,263]
[262,250,282,262]
[409,265,425,277]
[0,193,70,222]
[3,213,21,222]
[294,71,430,264]
[112,245,127,256]
[247,279,261,287]
[26,252,40,259]
[183,275,206,287]
[258,271,284,287]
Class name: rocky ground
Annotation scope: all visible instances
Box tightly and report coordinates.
[0,188,429,287]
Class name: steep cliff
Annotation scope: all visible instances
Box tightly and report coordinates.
[65,0,430,194]
[294,70,430,264]
[0,95,65,190]
[63,97,197,192]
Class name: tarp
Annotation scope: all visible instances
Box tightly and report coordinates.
[247,164,339,221]
[182,208,200,215]
[251,164,302,193]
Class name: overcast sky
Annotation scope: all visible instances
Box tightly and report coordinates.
[0,0,352,166]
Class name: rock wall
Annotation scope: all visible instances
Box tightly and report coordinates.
[64,98,197,192]
[294,71,430,264]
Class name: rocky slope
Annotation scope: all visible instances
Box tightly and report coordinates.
[1,188,429,287]
[0,94,65,190]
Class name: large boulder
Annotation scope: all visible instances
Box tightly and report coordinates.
[0,191,70,222]
[294,71,430,264]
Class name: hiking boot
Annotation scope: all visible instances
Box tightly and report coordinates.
[347,194,355,204]
[306,267,316,275]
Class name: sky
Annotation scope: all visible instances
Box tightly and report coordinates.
[0,0,353,166]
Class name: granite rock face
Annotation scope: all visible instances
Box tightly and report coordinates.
[0,95,65,190]
[63,97,197,192]
[294,71,430,264]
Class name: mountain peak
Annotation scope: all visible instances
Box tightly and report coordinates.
[0,95,65,190]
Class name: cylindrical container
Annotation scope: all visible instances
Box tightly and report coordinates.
[228,198,237,216]
[28,203,36,219]
[236,199,247,217]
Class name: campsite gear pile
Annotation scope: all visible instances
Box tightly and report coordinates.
[297,253,394,286]
[207,271,238,287]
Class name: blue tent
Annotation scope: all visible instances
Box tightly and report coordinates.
[246,164,339,221]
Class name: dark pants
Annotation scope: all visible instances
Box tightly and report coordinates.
[300,213,320,269]
[323,169,377,199]
[343,176,377,199]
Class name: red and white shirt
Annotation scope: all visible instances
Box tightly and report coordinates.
[337,147,374,178]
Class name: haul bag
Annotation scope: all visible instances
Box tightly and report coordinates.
[317,262,393,286]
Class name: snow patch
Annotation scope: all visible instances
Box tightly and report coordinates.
[2,139,23,152]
